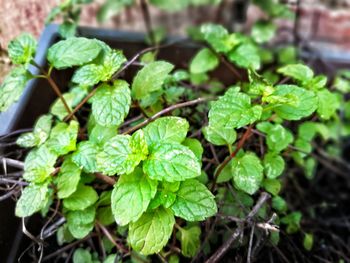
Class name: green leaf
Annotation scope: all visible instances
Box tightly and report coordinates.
[15,182,49,217]
[73,248,93,263]
[58,21,77,39]
[251,21,277,44]
[0,66,31,112]
[277,46,297,65]
[143,117,189,146]
[150,0,189,12]
[72,64,105,86]
[316,89,340,120]
[111,168,157,226]
[63,184,99,211]
[23,145,57,183]
[170,179,217,221]
[208,87,262,129]
[131,61,174,99]
[96,132,147,176]
[149,190,177,209]
[200,23,237,53]
[263,152,285,179]
[203,124,237,146]
[50,86,88,120]
[231,152,263,195]
[257,122,294,152]
[72,141,99,173]
[189,48,219,74]
[182,138,203,161]
[8,33,37,65]
[97,206,115,226]
[47,37,102,69]
[56,158,81,199]
[89,124,118,146]
[281,212,302,234]
[100,50,126,81]
[129,207,175,255]
[91,80,131,127]
[177,225,201,257]
[277,64,314,82]
[46,120,79,156]
[270,85,318,120]
[143,143,201,182]
[263,178,281,196]
[67,206,96,239]
[228,43,260,70]
[17,115,52,148]
[272,195,287,212]
[303,233,314,251]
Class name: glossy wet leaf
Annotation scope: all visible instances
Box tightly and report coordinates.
[277,64,314,82]
[56,158,81,199]
[189,48,219,74]
[182,138,203,161]
[111,168,157,226]
[209,87,262,129]
[67,206,96,239]
[91,80,131,127]
[15,182,49,217]
[129,207,175,255]
[200,23,237,53]
[228,43,260,70]
[257,122,294,152]
[263,152,285,179]
[131,61,174,99]
[316,89,340,120]
[63,184,98,211]
[143,117,189,146]
[231,152,263,194]
[72,64,105,86]
[143,143,201,182]
[72,141,99,173]
[203,124,237,146]
[170,179,217,221]
[47,37,102,69]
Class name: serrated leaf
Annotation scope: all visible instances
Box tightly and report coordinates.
[209,87,262,129]
[111,168,157,226]
[100,50,126,81]
[46,120,79,156]
[143,117,189,146]
[129,207,175,255]
[316,89,340,120]
[149,190,177,209]
[17,115,52,148]
[47,37,102,69]
[170,179,217,221]
[67,206,96,239]
[231,152,263,195]
[56,158,81,199]
[270,85,318,120]
[177,225,201,257]
[58,21,77,39]
[131,61,174,99]
[251,21,277,44]
[203,125,237,146]
[277,64,314,82]
[0,66,31,112]
[72,141,99,173]
[257,122,293,152]
[182,138,203,161]
[23,145,57,183]
[200,23,237,53]
[143,143,201,182]
[15,182,49,217]
[263,152,285,179]
[92,80,131,127]
[228,43,260,70]
[263,178,281,196]
[63,184,99,211]
[189,48,219,74]
[72,64,105,86]
[8,33,37,65]
[96,133,147,176]
[50,86,88,121]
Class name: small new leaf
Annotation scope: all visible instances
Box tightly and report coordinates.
[177,225,201,257]
[8,33,37,65]
[63,184,99,211]
[72,141,99,173]
[190,48,219,74]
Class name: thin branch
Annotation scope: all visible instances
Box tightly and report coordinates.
[211,125,253,191]
[64,88,97,122]
[123,97,210,134]
[96,221,128,254]
[1,157,24,169]
[94,173,116,186]
[140,0,155,45]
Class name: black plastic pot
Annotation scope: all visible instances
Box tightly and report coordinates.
[0,24,241,262]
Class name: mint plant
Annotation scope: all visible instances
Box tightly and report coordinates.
[1,1,349,262]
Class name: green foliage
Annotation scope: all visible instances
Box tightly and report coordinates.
[190,48,219,74]
[63,184,98,211]
[56,157,81,198]
[177,225,201,257]
[8,33,37,65]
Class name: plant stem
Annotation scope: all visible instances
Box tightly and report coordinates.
[211,125,253,192]
[94,173,116,186]
[140,0,155,45]
[122,97,211,134]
